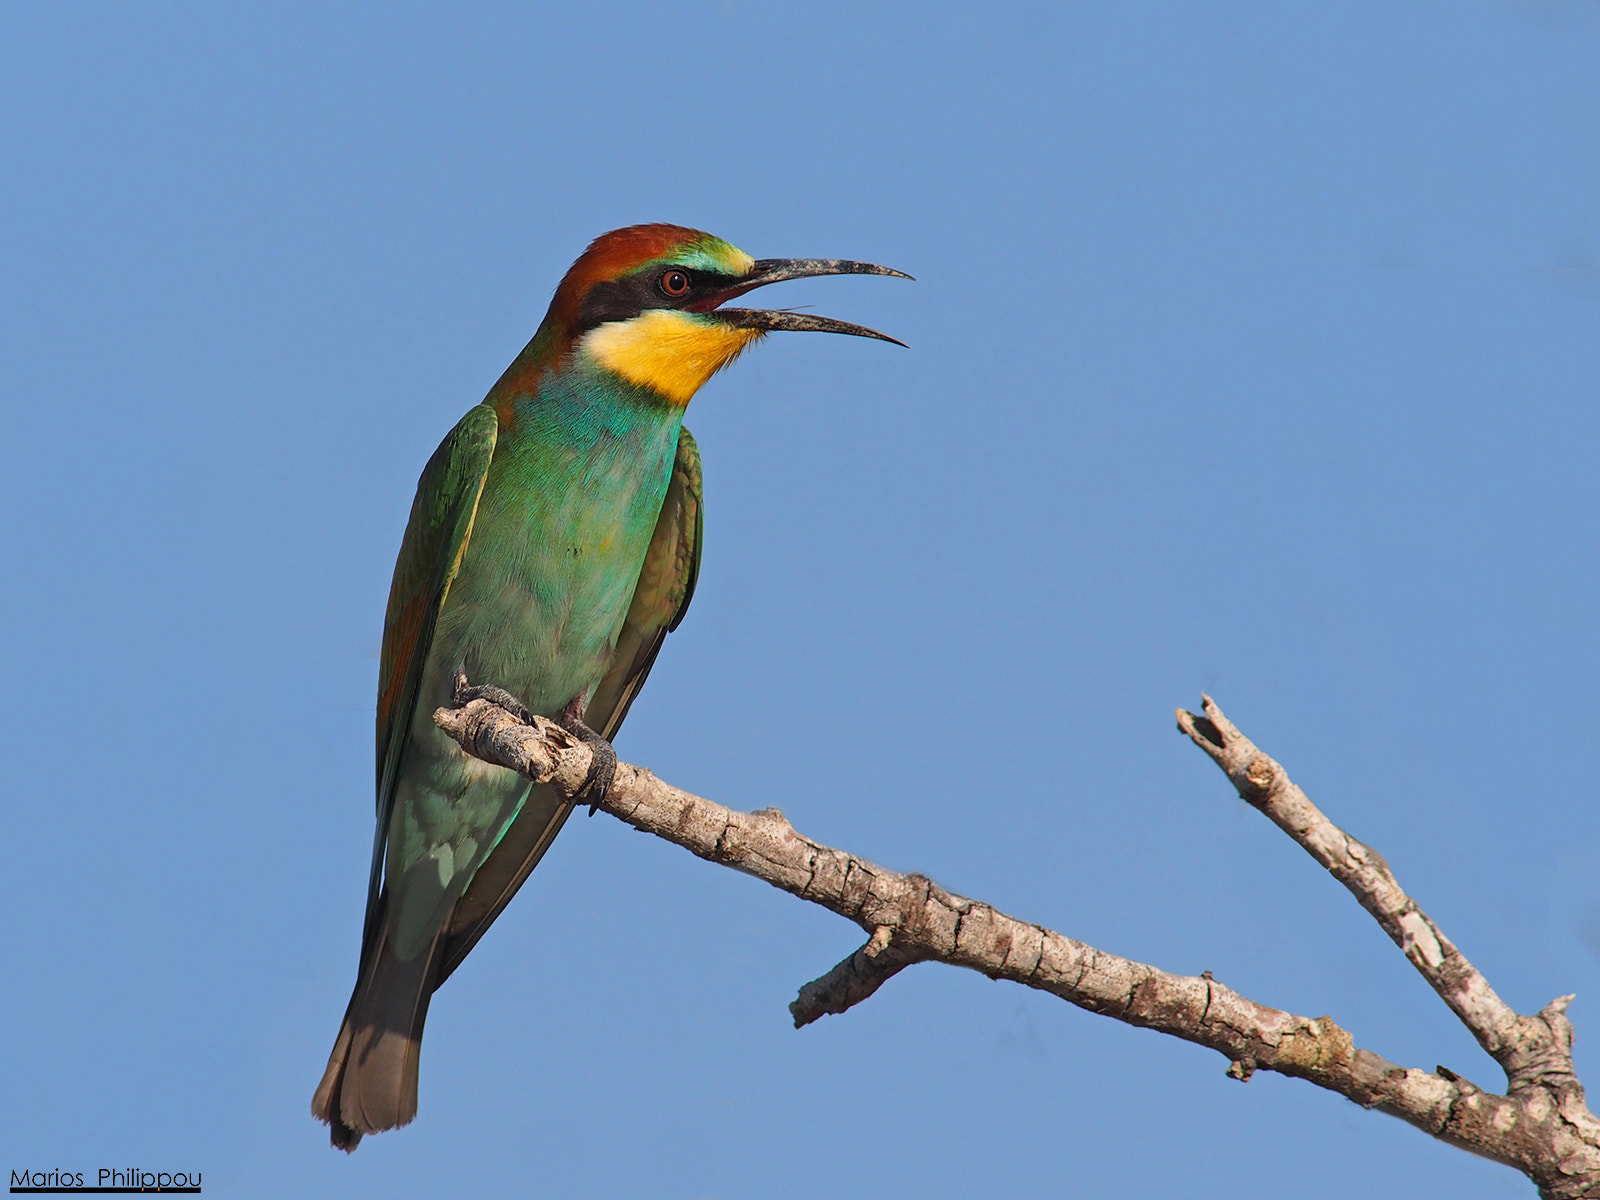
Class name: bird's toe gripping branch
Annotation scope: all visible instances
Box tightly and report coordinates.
[451,669,535,726]
[449,673,616,814]
[557,701,617,817]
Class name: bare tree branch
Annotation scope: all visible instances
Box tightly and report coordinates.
[1176,696,1561,1086]
[791,923,924,1027]
[434,694,1600,1198]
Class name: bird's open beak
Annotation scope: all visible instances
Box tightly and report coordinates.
[695,258,911,347]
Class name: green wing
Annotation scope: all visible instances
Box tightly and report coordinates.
[585,424,703,737]
[364,404,498,955]
[434,425,704,984]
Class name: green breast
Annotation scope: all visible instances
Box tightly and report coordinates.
[435,366,684,711]
[385,362,685,959]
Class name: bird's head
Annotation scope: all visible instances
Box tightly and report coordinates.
[511,223,908,407]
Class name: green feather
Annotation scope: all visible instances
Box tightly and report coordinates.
[366,403,497,957]
[437,424,704,983]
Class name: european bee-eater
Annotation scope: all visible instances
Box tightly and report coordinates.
[312,224,906,1149]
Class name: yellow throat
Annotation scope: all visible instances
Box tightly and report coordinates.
[581,310,763,406]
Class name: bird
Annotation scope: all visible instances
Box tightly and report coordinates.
[312,224,907,1150]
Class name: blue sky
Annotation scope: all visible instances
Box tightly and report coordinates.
[2,3,1597,1196]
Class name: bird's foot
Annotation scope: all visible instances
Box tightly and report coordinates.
[558,697,616,817]
[451,669,534,725]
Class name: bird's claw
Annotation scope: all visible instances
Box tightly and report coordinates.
[451,669,534,725]
[558,713,616,817]
[452,673,613,812]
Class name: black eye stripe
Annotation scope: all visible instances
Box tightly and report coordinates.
[574,267,742,334]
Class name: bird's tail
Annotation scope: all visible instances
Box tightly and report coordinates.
[311,921,443,1152]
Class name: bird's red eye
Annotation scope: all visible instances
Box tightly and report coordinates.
[660,269,690,297]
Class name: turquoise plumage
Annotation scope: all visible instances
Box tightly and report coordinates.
[313,224,905,1148]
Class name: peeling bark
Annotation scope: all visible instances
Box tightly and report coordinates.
[434,695,1600,1198]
